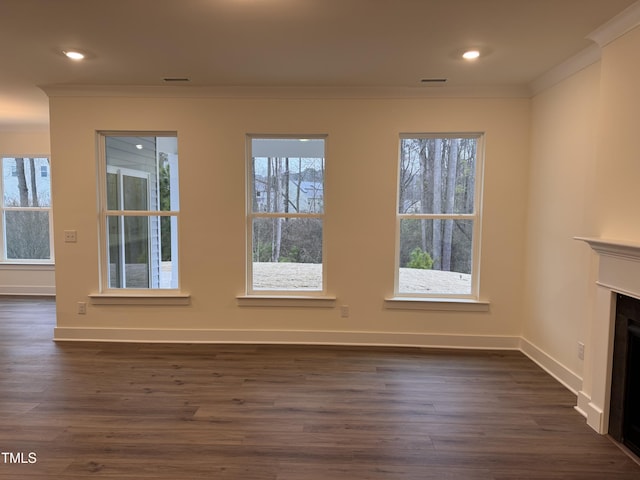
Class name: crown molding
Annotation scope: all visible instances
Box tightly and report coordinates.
[529,2,640,96]
[40,84,530,100]
[588,1,640,47]
[529,43,601,96]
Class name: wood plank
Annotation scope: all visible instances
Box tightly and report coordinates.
[1,298,639,479]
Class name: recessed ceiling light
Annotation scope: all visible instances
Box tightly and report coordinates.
[462,50,481,60]
[63,50,85,61]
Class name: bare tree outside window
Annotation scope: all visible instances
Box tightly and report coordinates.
[1,157,52,260]
[397,135,482,297]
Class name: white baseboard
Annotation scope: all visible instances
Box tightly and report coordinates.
[54,327,521,350]
[0,285,55,296]
[52,328,582,395]
[519,337,583,394]
[576,390,607,434]
[51,327,597,433]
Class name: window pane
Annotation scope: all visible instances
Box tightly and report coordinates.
[5,211,50,259]
[2,157,51,207]
[399,138,476,214]
[398,219,473,295]
[105,136,178,212]
[107,215,177,289]
[158,157,176,212]
[123,175,148,210]
[159,216,178,289]
[108,216,151,288]
[251,138,324,214]
[107,216,122,287]
[106,173,120,210]
[252,217,322,290]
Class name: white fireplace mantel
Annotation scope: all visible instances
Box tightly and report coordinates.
[576,236,640,258]
[575,236,640,433]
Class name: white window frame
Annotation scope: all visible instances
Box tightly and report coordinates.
[394,133,485,301]
[245,134,328,297]
[0,155,54,264]
[97,132,180,295]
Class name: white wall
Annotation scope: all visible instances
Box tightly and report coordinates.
[594,25,640,237]
[48,93,530,345]
[523,63,601,391]
[523,25,640,394]
[0,130,50,154]
[0,130,55,296]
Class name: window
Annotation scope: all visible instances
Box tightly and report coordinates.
[396,134,483,298]
[247,136,325,294]
[1,157,53,262]
[98,133,179,290]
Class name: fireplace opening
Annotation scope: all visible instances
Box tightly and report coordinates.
[610,293,640,458]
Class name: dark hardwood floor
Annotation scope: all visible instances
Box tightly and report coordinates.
[1,298,639,479]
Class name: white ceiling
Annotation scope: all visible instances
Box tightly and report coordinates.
[1,0,637,131]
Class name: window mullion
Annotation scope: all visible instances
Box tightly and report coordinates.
[250,212,323,219]
[105,210,178,217]
[398,213,476,220]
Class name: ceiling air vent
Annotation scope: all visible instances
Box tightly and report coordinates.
[163,77,191,83]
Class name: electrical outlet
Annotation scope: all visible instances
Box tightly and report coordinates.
[77,302,87,314]
[340,305,349,318]
[64,230,77,243]
[577,342,585,360]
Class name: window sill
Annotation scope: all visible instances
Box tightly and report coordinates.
[384,297,490,312]
[89,292,191,306]
[0,262,55,270]
[237,295,337,308]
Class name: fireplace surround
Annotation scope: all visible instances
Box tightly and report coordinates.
[576,237,640,435]
[609,292,640,456]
